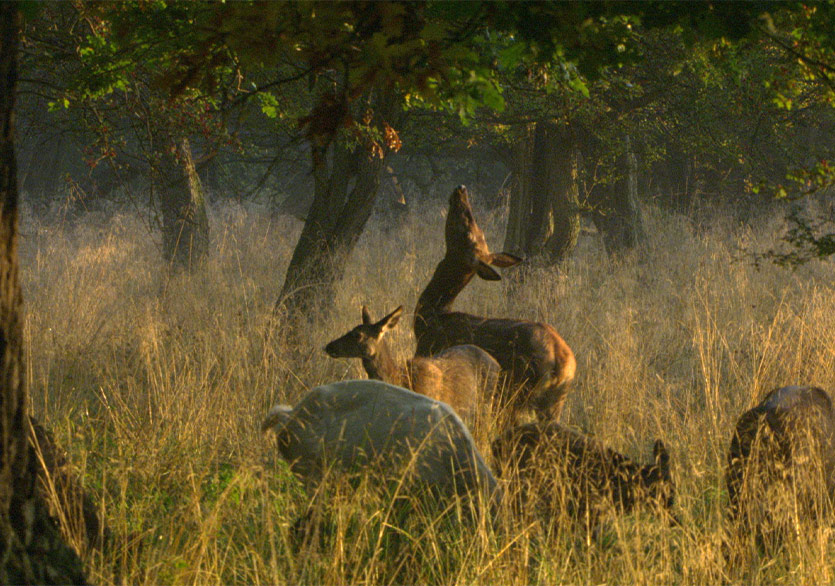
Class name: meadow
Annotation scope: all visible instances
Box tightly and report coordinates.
[21,195,835,585]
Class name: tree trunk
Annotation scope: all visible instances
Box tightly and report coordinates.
[275,90,396,322]
[502,124,533,258]
[155,137,210,271]
[541,122,581,262]
[276,138,386,318]
[588,134,644,255]
[503,120,580,264]
[0,5,87,583]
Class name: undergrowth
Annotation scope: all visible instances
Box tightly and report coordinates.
[21,199,835,585]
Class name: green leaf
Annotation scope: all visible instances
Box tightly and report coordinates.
[258,93,280,119]
[568,76,590,98]
[497,43,527,70]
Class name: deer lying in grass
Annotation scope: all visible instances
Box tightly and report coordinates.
[491,422,675,530]
[261,379,501,511]
[324,305,500,425]
[414,185,576,423]
[725,385,835,553]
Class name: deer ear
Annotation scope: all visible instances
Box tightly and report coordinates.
[378,305,404,333]
[490,252,523,268]
[361,305,373,325]
[653,440,670,473]
[476,260,502,281]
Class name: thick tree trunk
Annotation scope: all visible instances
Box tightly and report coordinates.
[156,137,210,271]
[502,124,533,258]
[0,6,87,583]
[590,134,644,254]
[503,120,581,264]
[541,123,581,262]
[275,90,396,322]
[276,138,386,318]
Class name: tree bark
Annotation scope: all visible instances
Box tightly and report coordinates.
[503,120,581,264]
[589,134,644,255]
[0,5,87,583]
[275,90,395,321]
[502,123,533,258]
[276,138,386,318]
[155,137,210,271]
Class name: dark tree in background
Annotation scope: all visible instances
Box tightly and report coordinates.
[584,133,644,255]
[0,4,87,583]
[504,120,581,263]
[154,136,210,271]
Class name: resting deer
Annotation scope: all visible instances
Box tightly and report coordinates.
[261,379,501,510]
[725,385,835,555]
[491,422,675,530]
[414,185,576,423]
[325,305,500,425]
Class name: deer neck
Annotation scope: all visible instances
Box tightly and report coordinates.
[361,342,406,386]
[415,256,475,317]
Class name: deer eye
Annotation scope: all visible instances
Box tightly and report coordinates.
[350,331,369,345]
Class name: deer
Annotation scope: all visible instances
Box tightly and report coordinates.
[414,185,576,424]
[261,379,502,515]
[725,385,835,556]
[325,305,500,426]
[491,422,675,531]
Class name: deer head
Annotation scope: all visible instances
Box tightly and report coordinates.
[445,185,522,281]
[325,305,404,359]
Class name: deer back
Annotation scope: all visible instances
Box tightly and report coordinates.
[407,344,500,423]
[262,379,501,509]
[326,305,499,426]
[492,423,674,522]
[726,385,835,537]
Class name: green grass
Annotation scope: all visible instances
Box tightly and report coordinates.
[21,199,835,585]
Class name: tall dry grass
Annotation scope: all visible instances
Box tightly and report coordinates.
[19,197,835,585]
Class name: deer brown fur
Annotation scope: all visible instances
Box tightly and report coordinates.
[414,185,576,423]
[325,305,501,425]
[491,422,675,529]
[725,385,835,552]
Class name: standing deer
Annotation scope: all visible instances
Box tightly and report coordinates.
[725,385,835,554]
[325,305,500,426]
[414,185,576,423]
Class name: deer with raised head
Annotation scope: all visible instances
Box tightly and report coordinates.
[325,305,500,426]
[414,185,576,423]
[491,422,675,530]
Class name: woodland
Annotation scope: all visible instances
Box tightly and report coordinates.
[1,2,835,584]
